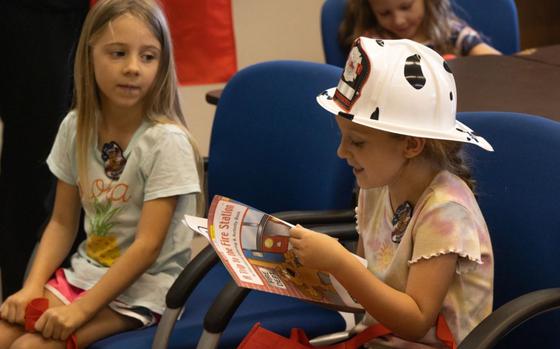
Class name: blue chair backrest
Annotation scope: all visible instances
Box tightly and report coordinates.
[321,0,520,67]
[452,0,520,55]
[207,60,355,213]
[321,0,348,67]
[91,61,353,348]
[458,112,560,347]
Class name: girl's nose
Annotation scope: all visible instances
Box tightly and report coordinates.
[337,141,349,160]
[393,12,407,27]
[123,56,140,75]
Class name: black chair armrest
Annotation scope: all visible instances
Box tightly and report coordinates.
[458,288,560,349]
[205,89,223,105]
[204,280,250,334]
[312,223,357,243]
[152,245,220,348]
[274,209,355,226]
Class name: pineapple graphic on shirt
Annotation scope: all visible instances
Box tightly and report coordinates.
[87,197,123,266]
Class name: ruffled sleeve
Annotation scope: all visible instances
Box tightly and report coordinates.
[410,201,483,274]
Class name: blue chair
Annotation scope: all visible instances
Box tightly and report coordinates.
[321,0,348,68]
[205,62,354,214]
[91,60,356,348]
[321,0,520,67]
[456,112,560,348]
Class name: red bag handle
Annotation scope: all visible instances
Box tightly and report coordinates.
[293,314,455,349]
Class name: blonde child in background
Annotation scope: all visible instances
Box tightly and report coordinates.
[338,0,501,58]
[290,38,494,348]
[0,0,204,347]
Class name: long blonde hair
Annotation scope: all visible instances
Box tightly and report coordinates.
[73,0,205,215]
[338,0,460,55]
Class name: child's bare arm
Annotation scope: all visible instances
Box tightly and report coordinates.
[290,225,457,340]
[34,195,179,340]
[332,250,456,340]
[25,180,81,288]
[468,43,502,56]
[0,180,80,324]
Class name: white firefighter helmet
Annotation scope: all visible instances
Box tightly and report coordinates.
[317,37,493,151]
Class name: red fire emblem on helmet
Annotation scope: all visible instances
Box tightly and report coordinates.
[334,38,371,112]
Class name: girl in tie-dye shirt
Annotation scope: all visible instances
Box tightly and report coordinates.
[289,38,494,348]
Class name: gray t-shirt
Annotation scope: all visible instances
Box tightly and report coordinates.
[46,111,200,314]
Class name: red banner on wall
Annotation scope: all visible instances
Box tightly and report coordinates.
[89,0,237,85]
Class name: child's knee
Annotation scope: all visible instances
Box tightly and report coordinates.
[0,320,24,349]
[9,334,56,349]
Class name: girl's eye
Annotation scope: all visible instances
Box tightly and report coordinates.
[141,53,158,62]
[110,51,125,58]
[400,3,412,10]
[378,11,390,17]
[350,140,365,147]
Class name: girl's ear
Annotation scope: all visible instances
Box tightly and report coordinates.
[403,136,425,159]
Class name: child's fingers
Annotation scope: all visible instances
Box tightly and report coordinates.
[15,304,26,324]
[41,316,54,339]
[8,304,17,324]
[52,324,63,341]
[61,328,73,341]
[34,312,45,332]
[2,304,11,323]
[289,237,302,249]
[289,224,305,238]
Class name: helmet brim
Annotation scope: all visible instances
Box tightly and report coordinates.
[317,87,493,152]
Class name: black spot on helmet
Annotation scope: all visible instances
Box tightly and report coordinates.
[376,40,385,47]
[404,54,426,90]
[338,111,354,121]
[370,107,380,120]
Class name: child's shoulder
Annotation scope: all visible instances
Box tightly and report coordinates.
[422,171,476,210]
[140,120,191,151]
[146,120,185,136]
[60,110,78,128]
[53,110,79,139]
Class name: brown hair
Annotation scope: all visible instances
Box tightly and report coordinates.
[73,0,205,215]
[338,0,461,56]
[421,139,475,190]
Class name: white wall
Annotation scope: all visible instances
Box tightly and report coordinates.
[179,0,326,156]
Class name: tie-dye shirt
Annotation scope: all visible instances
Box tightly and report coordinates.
[354,171,493,348]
